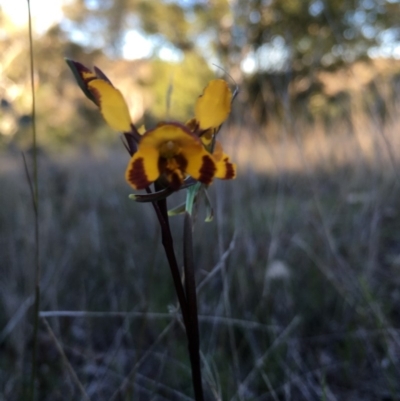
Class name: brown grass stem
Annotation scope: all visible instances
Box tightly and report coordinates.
[110,319,177,400]
[231,315,301,401]
[42,318,90,401]
[27,1,41,400]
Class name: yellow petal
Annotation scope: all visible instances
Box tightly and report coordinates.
[212,141,236,179]
[195,80,232,130]
[215,156,236,180]
[212,140,224,161]
[140,123,203,150]
[125,146,160,189]
[184,148,218,185]
[88,79,131,132]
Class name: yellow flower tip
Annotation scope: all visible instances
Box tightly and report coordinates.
[88,79,132,132]
[137,124,146,135]
[195,79,232,130]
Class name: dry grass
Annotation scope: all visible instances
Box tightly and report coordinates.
[1,112,400,400]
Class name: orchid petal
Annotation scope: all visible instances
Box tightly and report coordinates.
[88,79,131,132]
[195,80,232,130]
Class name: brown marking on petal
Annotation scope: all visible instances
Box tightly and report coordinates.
[88,85,101,106]
[198,155,217,185]
[160,154,187,190]
[127,157,153,189]
[158,157,167,173]
[174,153,188,172]
[186,118,199,133]
[224,159,236,179]
[93,66,112,84]
[72,61,96,83]
[167,170,184,190]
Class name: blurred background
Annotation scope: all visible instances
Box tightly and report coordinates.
[2,0,400,400]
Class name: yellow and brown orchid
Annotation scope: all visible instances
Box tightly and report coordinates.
[66,61,237,397]
[66,59,236,192]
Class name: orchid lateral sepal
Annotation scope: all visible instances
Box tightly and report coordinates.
[128,175,198,203]
[203,188,214,222]
[185,182,202,216]
[184,183,214,222]
[128,187,175,203]
[167,203,187,217]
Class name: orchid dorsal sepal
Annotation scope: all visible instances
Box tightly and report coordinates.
[121,133,138,157]
[167,203,187,217]
[65,58,98,104]
[129,123,142,142]
[121,126,142,157]
[128,187,175,203]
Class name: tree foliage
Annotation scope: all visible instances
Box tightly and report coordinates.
[61,0,400,71]
[58,0,400,125]
[2,0,400,147]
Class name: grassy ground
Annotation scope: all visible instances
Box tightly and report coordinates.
[1,116,400,400]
